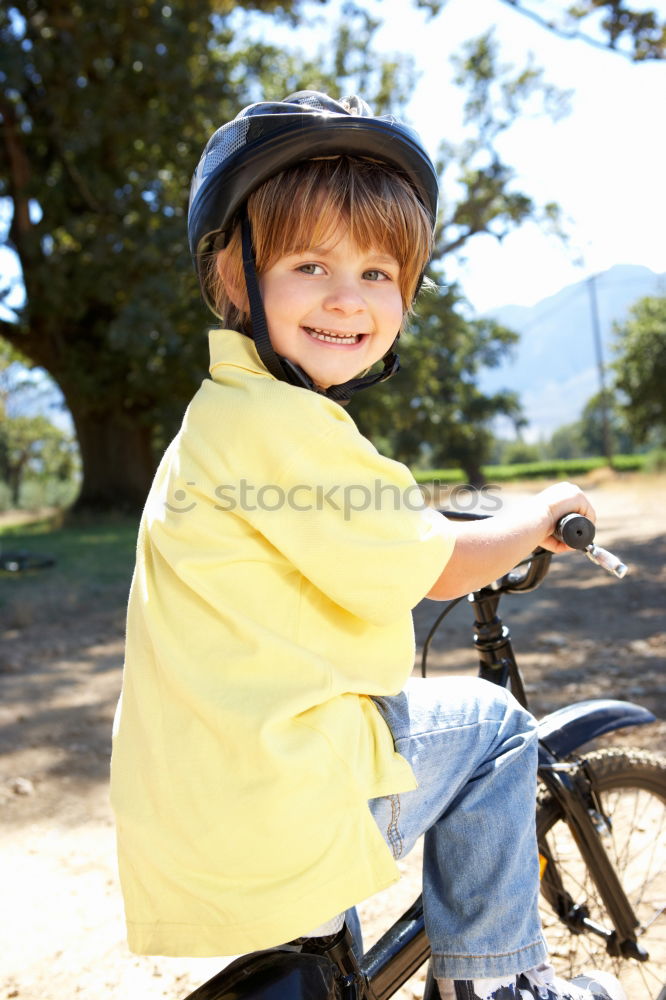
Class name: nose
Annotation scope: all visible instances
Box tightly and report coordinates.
[323,275,366,315]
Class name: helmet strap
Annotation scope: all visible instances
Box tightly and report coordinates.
[241,213,297,383]
[240,211,401,402]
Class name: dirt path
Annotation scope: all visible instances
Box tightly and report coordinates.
[1,475,664,999]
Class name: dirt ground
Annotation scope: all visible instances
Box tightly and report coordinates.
[1,474,664,1000]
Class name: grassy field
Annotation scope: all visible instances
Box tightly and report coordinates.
[413,453,655,485]
[0,514,138,629]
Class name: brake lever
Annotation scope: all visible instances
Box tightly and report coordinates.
[584,544,629,579]
[555,513,628,579]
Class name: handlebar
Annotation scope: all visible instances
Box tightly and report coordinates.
[423,509,629,680]
[554,513,628,578]
[438,510,629,593]
[553,512,596,549]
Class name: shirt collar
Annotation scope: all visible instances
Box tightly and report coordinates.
[208,329,274,381]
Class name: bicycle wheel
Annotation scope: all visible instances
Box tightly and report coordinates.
[536,747,666,1000]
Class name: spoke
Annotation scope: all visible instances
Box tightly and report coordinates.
[538,757,666,999]
[639,911,666,933]
[635,959,664,993]
[607,791,666,878]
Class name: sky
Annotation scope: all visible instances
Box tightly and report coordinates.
[262,0,666,314]
[3,0,665,320]
[3,0,666,434]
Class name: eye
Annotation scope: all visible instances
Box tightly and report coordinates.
[363,269,391,282]
[297,262,325,275]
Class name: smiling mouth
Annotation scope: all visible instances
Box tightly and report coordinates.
[304,326,365,345]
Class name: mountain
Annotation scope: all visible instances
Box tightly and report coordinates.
[6,264,664,445]
[479,264,666,440]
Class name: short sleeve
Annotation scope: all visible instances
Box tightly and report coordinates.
[236,418,454,625]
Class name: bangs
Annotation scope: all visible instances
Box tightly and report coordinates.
[248,157,433,307]
[204,155,434,329]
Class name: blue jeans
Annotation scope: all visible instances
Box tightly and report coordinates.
[361,676,548,980]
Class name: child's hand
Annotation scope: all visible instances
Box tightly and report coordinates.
[531,481,596,554]
[428,480,597,600]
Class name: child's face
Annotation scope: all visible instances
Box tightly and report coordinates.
[258,231,404,390]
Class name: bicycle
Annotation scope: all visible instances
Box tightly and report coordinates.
[182,513,665,1000]
[0,547,55,573]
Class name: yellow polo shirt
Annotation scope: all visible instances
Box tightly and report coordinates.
[110,330,454,956]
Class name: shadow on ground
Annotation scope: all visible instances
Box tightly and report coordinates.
[1,527,664,826]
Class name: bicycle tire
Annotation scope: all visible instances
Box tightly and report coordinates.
[536,747,666,1000]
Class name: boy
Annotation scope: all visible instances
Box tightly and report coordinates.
[110,92,625,1000]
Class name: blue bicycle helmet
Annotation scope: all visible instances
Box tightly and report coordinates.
[188,91,439,401]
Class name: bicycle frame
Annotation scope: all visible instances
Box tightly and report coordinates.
[183,530,657,1000]
[470,564,655,957]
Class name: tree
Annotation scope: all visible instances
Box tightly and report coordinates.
[415,1,666,61]
[545,392,634,460]
[349,29,569,482]
[0,1,425,511]
[434,30,569,259]
[0,412,77,506]
[613,295,666,445]
[547,422,584,460]
[350,281,523,486]
[0,5,615,507]
[578,390,634,456]
[501,439,541,465]
[0,335,40,407]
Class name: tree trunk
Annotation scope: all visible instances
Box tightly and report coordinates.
[461,458,486,490]
[70,411,157,513]
[9,462,24,508]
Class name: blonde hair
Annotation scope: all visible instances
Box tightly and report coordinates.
[203,156,434,332]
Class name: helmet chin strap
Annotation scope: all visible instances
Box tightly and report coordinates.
[240,213,400,403]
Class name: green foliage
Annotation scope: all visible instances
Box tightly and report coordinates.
[613,295,666,446]
[436,31,570,256]
[563,0,666,59]
[3,3,640,510]
[414,1,666,60]
[0,473,79,512]
[413,467,466,485]
[416,453,650,484]
[0,411,79,507]
[349,279,523,485]
[348,29,584,485]
[577,389,635,456]
[545,391,635,460]
[488,454,649,480]
[0,516,137,628]
[487,458,611,480]
[547,422,584,460]
[0,1,418,507]
[643,449,666,473]
[500,440,542,465]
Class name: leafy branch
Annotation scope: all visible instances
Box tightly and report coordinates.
[415,0,666,60]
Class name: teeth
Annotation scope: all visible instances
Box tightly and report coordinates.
[306,327,361,345]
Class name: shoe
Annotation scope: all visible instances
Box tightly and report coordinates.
[451,965,627,1000]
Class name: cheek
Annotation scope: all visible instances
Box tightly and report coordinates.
[260,280,285,329]
[262,274,305,318]
[260,279,303,354]
[384,289,405,329]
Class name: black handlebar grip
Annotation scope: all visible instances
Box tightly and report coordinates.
[555,513,596,550]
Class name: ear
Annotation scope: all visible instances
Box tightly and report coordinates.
[216,247,248,312]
